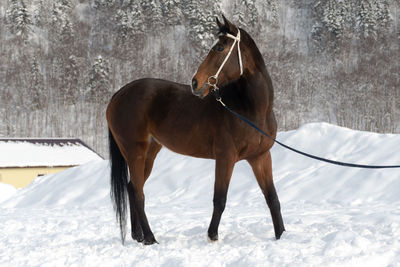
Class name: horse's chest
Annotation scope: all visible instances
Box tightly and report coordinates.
[235,130,272,159]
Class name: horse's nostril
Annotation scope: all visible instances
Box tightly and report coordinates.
[192,78,198,90]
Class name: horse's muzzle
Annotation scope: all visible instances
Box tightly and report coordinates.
[191,83,207,99]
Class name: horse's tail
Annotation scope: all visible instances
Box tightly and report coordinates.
[108,128,128,244]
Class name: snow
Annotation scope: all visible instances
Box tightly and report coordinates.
[0,183,16,203]
[0,139,103,167]
[1,123,400,266]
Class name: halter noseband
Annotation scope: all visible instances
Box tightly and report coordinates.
[207,29,243,92]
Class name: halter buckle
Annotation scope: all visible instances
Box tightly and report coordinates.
[207,75,218,87]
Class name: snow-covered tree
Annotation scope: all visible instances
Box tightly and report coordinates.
[86,55,111,103]
[358,0,378,38]
[140,0,163,30]
[161,0,184,26]
[33,0,44,27]
[6,0,32,43]
[29,57,45,110]
[322,0,345,38]
[129,3,145,33]
[60,55,79,105]
[264,0,278,25]
[311,0,351,49]
[375,0,391,29]
[184,0,221,59]
[233,2,247,28]
[242,0,259,28]
[115,9,131,41]
[115,2,146,42]
[232,0,261,32]
[51,0,74,44]
[357,0,391,38]
[93,0,115,9]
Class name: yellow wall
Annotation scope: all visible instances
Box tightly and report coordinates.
[0,167,71,188]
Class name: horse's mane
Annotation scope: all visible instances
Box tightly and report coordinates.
[239,28,268,75]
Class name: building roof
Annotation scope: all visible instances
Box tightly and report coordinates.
[0,138,103,168]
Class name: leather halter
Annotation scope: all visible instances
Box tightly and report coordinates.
[206,29,243,93]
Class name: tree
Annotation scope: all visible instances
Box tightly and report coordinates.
[233,0,261,32]
[264,0,279,25]
[161,0,184,26]
[59,55,80,105]
[140,0,163,30]
[358,0,391,38]
[33,0,44,27]
[184,0,221,60]
[115,2,146,42]
[358,0,378,38]
[232,1,247,28]
[29,57,45,110]
[86,55,111,104]
[375,0,391,29]
[93,0,115,9]
[242,0,259,29]
[51,0,74,45]
[6,0,32,44]
[323,0,344,37]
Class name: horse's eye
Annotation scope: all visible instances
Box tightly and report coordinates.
[216,45,224,52]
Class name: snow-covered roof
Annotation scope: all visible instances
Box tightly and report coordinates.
[0,138,103,168]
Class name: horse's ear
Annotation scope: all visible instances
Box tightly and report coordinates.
[216,16,223,30]
[222,14,237,34]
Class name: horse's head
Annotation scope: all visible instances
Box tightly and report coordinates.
[192,15,247,98]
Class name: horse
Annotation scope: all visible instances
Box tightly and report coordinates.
[106,15,285,245]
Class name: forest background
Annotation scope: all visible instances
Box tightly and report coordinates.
[0,0,398,156]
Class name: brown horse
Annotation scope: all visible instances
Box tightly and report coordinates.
[106,16,285,245]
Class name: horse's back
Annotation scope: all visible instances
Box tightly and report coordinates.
[110,78,189,103]
[106,78,195,140]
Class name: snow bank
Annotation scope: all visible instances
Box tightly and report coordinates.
[4,122,399,209]
[1,123,400,266]
[273,122,400,204]
[0,183,17,203]
[1,160,109,208]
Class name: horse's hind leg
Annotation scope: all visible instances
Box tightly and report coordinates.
[127,181,143,242]
[247,151,285,239]
[144,138,162,179]
[126,140,159,245]
[126,139,161,243]
[127,139,162,242]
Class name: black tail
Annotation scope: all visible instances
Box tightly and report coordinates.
[109,128,128,244]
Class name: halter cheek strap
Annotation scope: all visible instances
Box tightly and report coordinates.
[225,31,243,76]
[208,29,243,87]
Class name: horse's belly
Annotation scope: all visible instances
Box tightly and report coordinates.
[150,131,215,159]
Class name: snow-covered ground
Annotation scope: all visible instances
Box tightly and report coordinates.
[1,123,400,266]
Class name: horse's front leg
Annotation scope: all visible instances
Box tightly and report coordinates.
[247,151,285,239]
[207,155,235,241]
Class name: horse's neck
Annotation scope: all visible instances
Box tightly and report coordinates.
[221,71,270,116]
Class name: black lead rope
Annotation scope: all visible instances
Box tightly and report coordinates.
[220,101,400,169]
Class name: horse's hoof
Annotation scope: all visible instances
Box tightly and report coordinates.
[143,236,159,245]
[133,235,144,243]
[132,232,144,243]
[275,227,286,240]
[207,233,218,242]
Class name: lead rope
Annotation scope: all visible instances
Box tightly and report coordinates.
[216,97,400,169]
